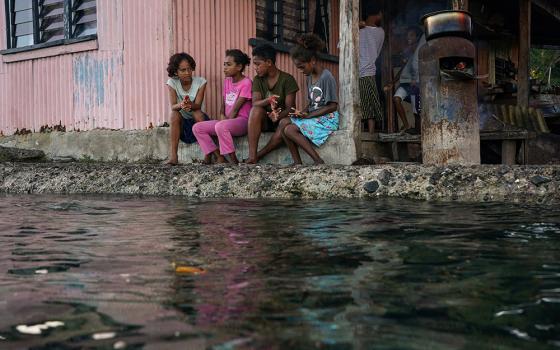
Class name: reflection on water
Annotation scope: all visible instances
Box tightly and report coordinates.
[0,195,559,349]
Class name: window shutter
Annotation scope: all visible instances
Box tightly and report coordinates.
[11,0,35,47]
[282,0,306,46]
[71,0,96,38]
[38,0,65,43]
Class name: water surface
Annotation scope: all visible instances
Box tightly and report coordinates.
[0,195,559,349]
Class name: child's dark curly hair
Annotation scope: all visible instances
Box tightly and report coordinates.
[225,49,251,72]
[290,33,325,63]
[252,44,277,64]
[167,53,196,78]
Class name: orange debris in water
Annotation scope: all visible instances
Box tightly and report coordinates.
[175,266,206,275]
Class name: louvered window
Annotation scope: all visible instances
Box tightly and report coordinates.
[71,0,96,38]
[5,0,97,49]
[256,0,330,52]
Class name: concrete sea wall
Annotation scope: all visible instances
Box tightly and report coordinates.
[0,128,356,165]
[0,162,558,204]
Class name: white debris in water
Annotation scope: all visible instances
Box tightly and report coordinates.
[0,335,6,340]
[119,274,131,283]
[114,340,127,349]
[508,328,533,341]
[92,332,116,340]
[35,269,49,275]
[535,324,555,331]
[494,309,524,317]
[542,297,560,303]
[44,321,64,327]
[16,321,64,335]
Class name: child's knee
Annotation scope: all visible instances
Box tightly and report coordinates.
[192,122,201,135]
[249,106,266,121]
[192,110,205,122]
[285,124,299,137]
[170,111,181,123]
[215,121,227,134]
[278,118,291,129]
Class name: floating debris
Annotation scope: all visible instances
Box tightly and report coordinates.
[35,269,49,275]
[535,324,555,331]
[16,321,64,335]
[508,328,533,341]
[494,309,524,317]
[0,335,6,340]
[114,340,127,349]
[92,332,116,340]
[175,266,206,275]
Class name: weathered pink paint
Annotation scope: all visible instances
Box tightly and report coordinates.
[122,0,173,130]
[0,0,339,135]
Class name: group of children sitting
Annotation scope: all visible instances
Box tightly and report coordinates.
[164,33,339,166]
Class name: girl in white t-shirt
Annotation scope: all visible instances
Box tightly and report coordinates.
[164,52,207,165]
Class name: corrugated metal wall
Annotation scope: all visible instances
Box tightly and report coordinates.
[174,0,339,118]
[0,0,171,134]
[174,0,256,118]
[0,0,339,134]
[122,0,172,130]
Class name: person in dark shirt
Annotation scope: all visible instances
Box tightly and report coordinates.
[245,44,299,164]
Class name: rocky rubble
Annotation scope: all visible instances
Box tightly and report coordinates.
[0,162,558,204]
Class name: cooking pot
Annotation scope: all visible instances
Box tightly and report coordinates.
[421,10,472,41]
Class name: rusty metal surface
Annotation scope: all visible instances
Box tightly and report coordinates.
[420,37,480,165]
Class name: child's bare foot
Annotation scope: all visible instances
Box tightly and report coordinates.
[244,157,258,164]
[216,155,228,164]
[228,153,240,165]
[203,154,213,165]
[291,162,302,166]
[313,159,325,165]
[164,158,178,166]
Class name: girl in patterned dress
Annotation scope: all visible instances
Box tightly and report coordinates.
[280,34,339,165]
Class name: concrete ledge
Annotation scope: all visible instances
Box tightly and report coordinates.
[0,128,356,165]
[0,163,558,204]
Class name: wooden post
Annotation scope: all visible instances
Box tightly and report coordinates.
[383,0,394,133]
[518,0,531,108]
[452,0,469,10]
[502,140,517,165]
[339,0,362,160]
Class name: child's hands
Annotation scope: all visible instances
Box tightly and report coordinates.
[268,108,282,122]
[288,108,308,119]
[267,95,280,109]
[181,96,192,112]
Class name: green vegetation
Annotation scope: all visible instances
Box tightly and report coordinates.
[531,48,560,91]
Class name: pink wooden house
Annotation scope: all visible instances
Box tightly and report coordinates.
[0,0,340,135]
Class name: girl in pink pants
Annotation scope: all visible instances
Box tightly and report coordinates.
[193,50,252,164]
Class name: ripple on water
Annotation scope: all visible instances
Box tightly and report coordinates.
[0,195,558,349]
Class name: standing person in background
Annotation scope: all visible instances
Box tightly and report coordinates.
[359,4,385,134]
[393,26,425,134]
